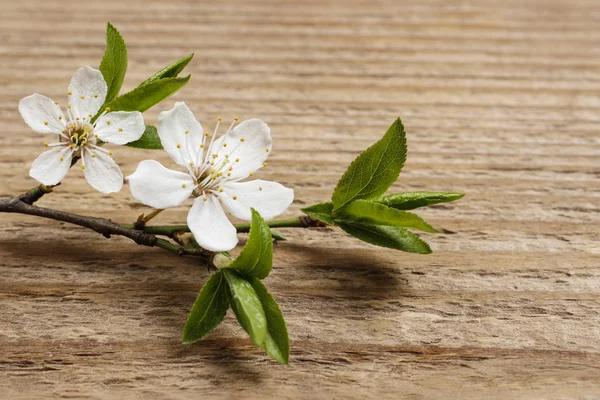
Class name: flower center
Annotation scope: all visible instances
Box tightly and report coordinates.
[65,122,94,151]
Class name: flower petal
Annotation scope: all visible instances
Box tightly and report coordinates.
[19,94,66,134]
[219,179,294,220]
[188,195,238,252]
[211,118,272,180]
[157,102,205,168]
[127,160,195,209]
[68,66,107,120]
[95,111,145,145]
[82,148,123,193]
[29,146,72,185]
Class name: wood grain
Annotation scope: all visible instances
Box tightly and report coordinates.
[1,0,599,398]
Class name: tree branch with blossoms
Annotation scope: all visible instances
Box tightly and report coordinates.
[1,23,464,365]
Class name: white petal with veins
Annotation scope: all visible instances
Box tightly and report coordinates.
[29,146,72,185]
[82,148,123,193]
[157,102,205,167]
[68,66,107,119]
[187,195,239,251]
[19,94,66,135]
[220,179,294,220]
[95,111,145,145]
[211,118,272,180]
[127,160,195,209]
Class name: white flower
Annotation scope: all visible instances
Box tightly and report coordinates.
[127,102,294,252]
[19,66,145,193]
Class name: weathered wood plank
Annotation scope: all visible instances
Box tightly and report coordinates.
[1,0,599,398]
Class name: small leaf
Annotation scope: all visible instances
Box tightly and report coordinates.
[140,53,194,86]
[339,222,432,254]
[223,208,273,279]
[376,192,465,210]
[99,22,127,105]
[249,278,290,364]
[331,118,407,210]
[182,271,229,344]
[301,202,334,225]
[336,200,438,233]
[107,76,190,113]
[223,269,267,346]
[125,125,164,149]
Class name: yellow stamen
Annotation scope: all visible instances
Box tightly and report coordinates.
[189,162,194,167]
[94,94,99,98]
[59,157,64,161]
[119,128,123,132]
[109,150,113,156]
[68,103,72,109]
[81,165,85,170]
[259,187,263,191]
[234,117,239,121]
[68,91,72,95]
[203,196,208,201]
[227,172,231,177]
[54,101,59,105]
[218,117,222,121]
[182,184,187,188]
[44,121,48,126]
[92,153,97,158]
[80,96,85,100]
[219,188,224,193]
[235,158,240,162]
[205,132,209,137]
[200,144,204,148]
[263,162,268,167]
[223,143,227,147]
[210,161,215,166]
[58,116,63,120]
[265,148,269,152]
[176,144,181,148]
[44,142,48,146]
[185,130,189,135]
[233,195,237,200]
[105,107,111,112]
[240,138,245,142]
[249,172,254,176]
[106,120,111,125]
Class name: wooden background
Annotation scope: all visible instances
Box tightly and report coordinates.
[1,0,599,398]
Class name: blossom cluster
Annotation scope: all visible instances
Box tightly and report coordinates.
[20,66,294,251]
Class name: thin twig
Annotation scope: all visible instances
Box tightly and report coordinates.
[0,189,212,261]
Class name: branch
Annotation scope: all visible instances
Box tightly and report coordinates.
[0,191,212,261]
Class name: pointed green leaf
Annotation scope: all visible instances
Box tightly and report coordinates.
[339,223,432,254]
[140,53,194,86]
[125,125,164,149]
[182,271,229,344]
[99,22,127,105]
[301,202,334,225]
[249,278,290,364]
[223,269,267,346]
[107,75,190,113]
[331,118,407,210]
[376,192,465,210]
[222,208,272,279]
[336,200,438,233]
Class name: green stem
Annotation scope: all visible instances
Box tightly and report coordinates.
[121,216,318,237]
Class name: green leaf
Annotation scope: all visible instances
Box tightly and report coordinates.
[376,192,465,210]
[140,53,194,86]
[249,278,290,364]
[223,269,267,346]
[99,22,127,105]
[107,75,190,113]
[182,271,229,344]
[336,200,438,233]
[222,208,273,279]
[339,223,432,254]
[301,202,334,225]
[331,118,407,210]
[125,125,164,149]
